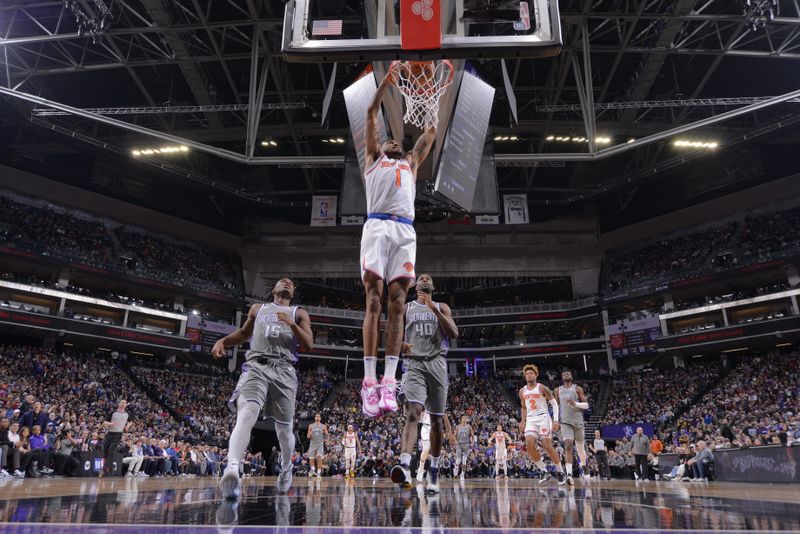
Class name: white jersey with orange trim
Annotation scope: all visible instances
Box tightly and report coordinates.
[344,431,357,449]
[522,383,550,417]
[363,154,416,219]
[493,431,507,450]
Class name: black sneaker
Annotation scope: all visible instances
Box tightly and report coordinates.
[538,472,553,485]
[426,468,440,494]
[390,464,412,488]
[557,471,566,485]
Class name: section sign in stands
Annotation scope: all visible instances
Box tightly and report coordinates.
[608,316,662,358]
[186,316,237,355]
[601,423,655,439]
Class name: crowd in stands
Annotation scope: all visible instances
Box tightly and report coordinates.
[0,195,242,299]
[603,361,723,427]
[1,338,798,482]
[605,204,800,299]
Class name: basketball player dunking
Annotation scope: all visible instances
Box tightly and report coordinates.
[391,274,457,493]
[519,364,566,485]
[489,424,512,478]
[211,278,313,498]
[554,370,589,485]
[360,71,437,418]
[343,424,361,479]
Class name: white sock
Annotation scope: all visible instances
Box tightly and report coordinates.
[430,456,439,469]
[275,421,295,472]
[556,464,564,473]
[227,398,260,468]
[535,460,547,471]
[566,463,572,475]
[400,453,412,467]
[462,457,468,466]
[364,356,377,382]
[383,355,399,381]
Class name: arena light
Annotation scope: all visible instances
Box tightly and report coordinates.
[722,347,749,353]
[131,145,189,157]
[627,138,636,144]
[776,342,793,347]
[130,351,155,356]
[97,347,112,351]
[261,140,278,147]
[673,139,719,149]
[322,138,346,144]
[546,136,612,144]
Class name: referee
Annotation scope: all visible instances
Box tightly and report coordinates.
[589,430,610,480]
[100,399,130,477]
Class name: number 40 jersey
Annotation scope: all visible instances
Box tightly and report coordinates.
[404,300,450,359]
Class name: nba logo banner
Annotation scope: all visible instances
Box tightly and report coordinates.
[503,194,529,224]
[311,195,337,227]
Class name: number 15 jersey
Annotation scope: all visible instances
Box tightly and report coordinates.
[245,302,299,363]
[405,300,450,359]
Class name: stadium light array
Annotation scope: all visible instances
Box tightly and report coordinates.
[544,135,611,144]
[131,145,189,157]
[261,140,278,147]
[322,138,346,144]
[493,136,520,141]
[673,139,719,149]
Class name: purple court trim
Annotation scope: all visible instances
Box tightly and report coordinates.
[0,525,793,534]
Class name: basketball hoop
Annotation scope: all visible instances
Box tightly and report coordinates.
[390,60,455,129]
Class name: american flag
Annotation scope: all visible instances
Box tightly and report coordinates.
[312,19,343,36]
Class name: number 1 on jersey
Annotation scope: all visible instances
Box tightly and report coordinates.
[395,168,401,187]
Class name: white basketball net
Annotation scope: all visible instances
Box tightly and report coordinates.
[392,61,454,129]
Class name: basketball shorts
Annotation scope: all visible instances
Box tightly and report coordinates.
[524,413,553,438]
[308,443,324,458]
[560,421,585,443]
[228,357,297,425]
[360,218,417,283]
[495,448,508,461]
[456,444,470,458]
[400,356,448,415]
[344,448,356,461]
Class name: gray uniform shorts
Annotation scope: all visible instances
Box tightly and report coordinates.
[560,421,585,443]
[400,356,448,415]
[308,442,324,457]
[456,444,470,458]
[228,358,298,425]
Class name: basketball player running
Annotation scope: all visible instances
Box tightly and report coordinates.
[307,414,328,478]
[453,416,475,481]
[416,410,431,482]
[519,364,566,485]
[554,370,589,486]
[343,424,361,479]
[489,424,512,478]
[211,278,313,498]
[391,273,457,493]
[360,71,437,418]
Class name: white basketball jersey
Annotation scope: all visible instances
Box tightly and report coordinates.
[494,431,506,449]
[344,432,357,448]
[363,154,416,219]
[522,383,550,417]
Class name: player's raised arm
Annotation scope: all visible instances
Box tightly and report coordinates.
[365,71,394,168]
[408,125,436,175]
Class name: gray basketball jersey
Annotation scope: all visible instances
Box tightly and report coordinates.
[558,384,584,425]
[245,302,299,363]
[404,300,450,359]
[309,423,324,445]
[457,424,471,446]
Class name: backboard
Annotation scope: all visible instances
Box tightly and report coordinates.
[282,0,561,63]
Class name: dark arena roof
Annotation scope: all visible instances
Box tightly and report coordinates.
[1,1,800,233]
